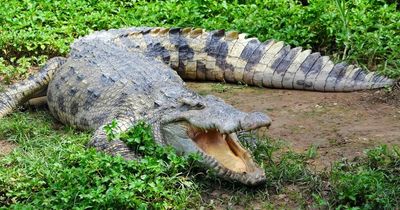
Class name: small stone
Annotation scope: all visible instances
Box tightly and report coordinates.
[277,194,287,199]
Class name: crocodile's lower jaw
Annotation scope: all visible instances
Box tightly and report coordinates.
[189,128,256,174]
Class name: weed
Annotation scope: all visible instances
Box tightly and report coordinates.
[211,83,230,93]
[239,133,322,195]
[0,112,200,209]
[328,145,400,209]
[0,0,399,81]
[334,0,351,60]
[306,144,318,159]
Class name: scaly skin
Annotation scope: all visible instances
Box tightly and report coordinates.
[0,27,395,185]
[111,27,393,91]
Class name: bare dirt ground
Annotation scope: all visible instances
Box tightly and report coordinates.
[188,82,400,170]
[0,140,16,157]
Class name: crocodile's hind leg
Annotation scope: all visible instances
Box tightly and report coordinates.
[89,118,138,160]
[23,88,48,108]
[26,96,48,107]
[0,57,66,118]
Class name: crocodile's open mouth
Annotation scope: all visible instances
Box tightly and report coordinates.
[161,121,266,185]
[187,126,256,174]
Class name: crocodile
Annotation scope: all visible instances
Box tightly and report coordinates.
[0,27,395,185]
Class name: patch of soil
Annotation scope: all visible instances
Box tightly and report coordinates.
[198,183,308,209]
[187,82,400,170]
[0,140,17,157]
[369,81,400,106]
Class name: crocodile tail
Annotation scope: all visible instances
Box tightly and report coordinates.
[120,27,394,92]
[0,57,66,118]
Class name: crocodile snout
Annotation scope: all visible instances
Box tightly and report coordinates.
[241,112,272,130]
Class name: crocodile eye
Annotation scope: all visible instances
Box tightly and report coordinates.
[193,102,205,109]
[180,101,205,110]
[185,102,205,110]
[179,97,205,110]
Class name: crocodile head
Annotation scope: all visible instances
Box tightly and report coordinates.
[160,95,271,186]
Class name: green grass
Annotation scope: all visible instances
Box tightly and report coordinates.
[0,0,399,83]
[328,145,400,209]
[0,112,201,209]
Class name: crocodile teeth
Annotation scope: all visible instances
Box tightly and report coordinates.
[204,154,212,162]
[210,158,219,168]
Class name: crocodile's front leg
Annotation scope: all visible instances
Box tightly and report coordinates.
[0,57,66,118]
[89,118,138,160]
